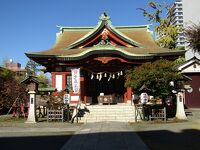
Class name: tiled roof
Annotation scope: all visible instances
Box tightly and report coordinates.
[25,14,185,60]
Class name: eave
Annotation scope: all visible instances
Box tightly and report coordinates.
[25,47,185,63]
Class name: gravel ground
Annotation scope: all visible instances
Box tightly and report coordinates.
[131,108,200,150]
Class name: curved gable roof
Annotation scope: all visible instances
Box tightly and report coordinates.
[25,13,186,63]
[66,13,144,49]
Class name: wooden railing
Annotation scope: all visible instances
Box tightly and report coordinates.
[149,107,166,122]
[135,104,167,122]
[47,109,64,122]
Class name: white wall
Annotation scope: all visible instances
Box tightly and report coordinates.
[55,75,62,91]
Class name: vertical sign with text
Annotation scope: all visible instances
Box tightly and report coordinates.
[71,68,80,94]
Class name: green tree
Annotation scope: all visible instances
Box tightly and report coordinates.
[37,72,49,88]
[25,59,50,88]
[125,59,182,98]
[138,1,179,49]
[174,56,185,65]
[185,22,200,53]
[155,19,179,49]
[25,59,40,76]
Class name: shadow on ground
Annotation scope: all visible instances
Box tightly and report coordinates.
[0,128,200,150]
[137,129,200,150]
[0,134,72,150]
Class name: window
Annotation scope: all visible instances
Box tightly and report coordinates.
[179,20,183,23]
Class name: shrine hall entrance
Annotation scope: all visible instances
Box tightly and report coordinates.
[85,72,125,104]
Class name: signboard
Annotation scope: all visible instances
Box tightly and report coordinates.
[140,92,148,104]
[70,95,80,106]
[63,94,71,104]
[71,68,80,94]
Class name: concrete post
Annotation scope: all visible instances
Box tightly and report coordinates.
[176,91,187,120]
[26,91,37,123]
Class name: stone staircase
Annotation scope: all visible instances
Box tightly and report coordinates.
[79,104,136,123]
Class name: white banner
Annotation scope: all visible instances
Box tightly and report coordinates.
[71,68,80,94]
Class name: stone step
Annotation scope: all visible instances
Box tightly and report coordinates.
[79,104,137,123]
[79,118,135,123]
[86,105,133,108]
[83,114,135,118]
[87,109,134,112]
[82,115,135,119]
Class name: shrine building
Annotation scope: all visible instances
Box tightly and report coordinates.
[25,13,185,104]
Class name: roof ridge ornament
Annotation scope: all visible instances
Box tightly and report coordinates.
[99,12,110,21]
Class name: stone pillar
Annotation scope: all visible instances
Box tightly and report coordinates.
[26,91,37,123]
[176,91,187,120]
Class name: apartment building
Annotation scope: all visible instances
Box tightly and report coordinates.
[167,0,200,49]
[5,59,26,77]
[167,0,184,47]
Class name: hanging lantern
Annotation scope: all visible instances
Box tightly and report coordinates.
[100,73,102,78]
[96,74,99,79]
[120,71,123,75]
[112,74,115,79]
[104,72,107,77]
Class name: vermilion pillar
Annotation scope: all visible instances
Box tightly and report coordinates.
[80,76,85,102]
[126,87,132,103]
[62,73,66,90]
[51,72,56,88]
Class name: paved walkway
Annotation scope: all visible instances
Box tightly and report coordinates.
[61,122,148,150]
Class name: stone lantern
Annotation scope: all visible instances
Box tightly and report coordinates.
[174,80,187,120]
[171,79,188,120]
[21,75,39,123]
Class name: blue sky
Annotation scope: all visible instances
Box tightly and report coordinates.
[0,0,174,68]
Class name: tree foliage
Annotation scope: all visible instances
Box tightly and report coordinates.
[37,72,49,88]
[174,56,185,65]
[185,22,200,52]
[125,59,182,98]
[0,68,28,112]
[138,1,179,49]
[138,1,164,24]
[155,20,179,49]
[25,59,50,88]
[25,59,40,76]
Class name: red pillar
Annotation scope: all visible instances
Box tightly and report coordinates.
[126,87,132,103]
[51,72,56,88]
[80,76,85,102]
[62,73,66,90]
